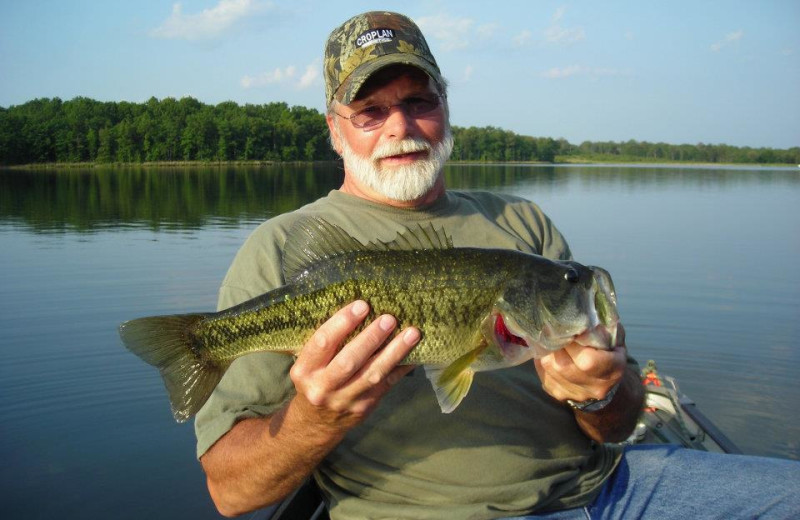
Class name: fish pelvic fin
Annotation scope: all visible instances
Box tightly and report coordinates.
[424,343,486,413]
[119,313,226,423]
[282,217,453,281]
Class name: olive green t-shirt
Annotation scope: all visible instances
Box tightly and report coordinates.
[195,189,624,519]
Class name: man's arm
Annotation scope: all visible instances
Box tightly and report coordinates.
[571,363,644,443]
[534,325,644,443]
[200,300,419,517]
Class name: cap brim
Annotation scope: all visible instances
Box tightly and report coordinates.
[336,54,442,105]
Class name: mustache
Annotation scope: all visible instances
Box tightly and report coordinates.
[371,137,432,161]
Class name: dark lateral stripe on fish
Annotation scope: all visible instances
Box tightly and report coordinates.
[197,280,365,349]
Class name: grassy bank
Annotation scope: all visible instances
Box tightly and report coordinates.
[554,155,799,168]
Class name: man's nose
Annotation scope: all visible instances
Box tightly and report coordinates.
[381,105,415,139]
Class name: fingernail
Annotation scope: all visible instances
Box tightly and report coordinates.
[352,300,369,316]
[379,315,396,331]
[403,328,420,344]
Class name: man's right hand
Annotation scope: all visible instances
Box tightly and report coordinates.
[201,300,419,517]
[290,299,420,431]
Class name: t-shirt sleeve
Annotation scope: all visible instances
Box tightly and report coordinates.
[194,219,298,458]
[529,206,572,261]
[495,193,573,261]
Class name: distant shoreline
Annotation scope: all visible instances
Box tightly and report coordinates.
[552,156,799,168]
[4,157,798,170]
[4,160,315,170]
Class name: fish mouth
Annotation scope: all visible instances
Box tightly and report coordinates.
[571,323,618,349]
[494,313,618,358]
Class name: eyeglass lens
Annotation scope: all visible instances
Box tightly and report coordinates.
[351,96,441,129]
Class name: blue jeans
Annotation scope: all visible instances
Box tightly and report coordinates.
[503,445,800,520]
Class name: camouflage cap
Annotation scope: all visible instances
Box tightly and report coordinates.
[324,11,441,106]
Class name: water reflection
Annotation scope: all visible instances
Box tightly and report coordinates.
[447,163,800,191]
[0,163,344,233]
[444,163,566,190]
[2,163,797,233]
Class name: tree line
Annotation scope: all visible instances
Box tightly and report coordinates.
[0,97,337,165]
[1,96,797,166]
[560,139,800,165]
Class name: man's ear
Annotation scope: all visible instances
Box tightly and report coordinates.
[326,114,343,156]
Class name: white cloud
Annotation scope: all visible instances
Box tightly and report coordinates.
[513,30,532,47]
[476,23,499,40]
[151,0,271,40]
[544,24,585,44]
[542,65,583,79]
[552,6,567,23]
[241,66,295,88]
[541,65,631,80]
[414,14,497,51]
[478,23,497,38]
[241,61,319,90]
[415,14,475,51]
[463,65,474,81]
[297,61,320,89]
[543,7,585,44]
[710,30,743,52]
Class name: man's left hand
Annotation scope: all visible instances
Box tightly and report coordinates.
[533,324,645,443]
[533,342,627,405]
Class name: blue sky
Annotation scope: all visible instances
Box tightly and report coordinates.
[1,0,798,148]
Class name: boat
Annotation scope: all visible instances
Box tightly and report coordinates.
[625,360,741,454]
[248,360,740,520]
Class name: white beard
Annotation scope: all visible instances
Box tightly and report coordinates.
[338,127,454,202]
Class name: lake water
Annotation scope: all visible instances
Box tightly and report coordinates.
[1,163,798,519]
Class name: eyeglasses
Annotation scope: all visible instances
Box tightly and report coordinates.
[335,94,443,130]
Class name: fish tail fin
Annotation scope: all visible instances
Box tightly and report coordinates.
[119,313,225,423]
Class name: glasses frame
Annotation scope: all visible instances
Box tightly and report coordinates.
[334,94,444,130]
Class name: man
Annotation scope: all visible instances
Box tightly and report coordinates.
[196,11,799,519]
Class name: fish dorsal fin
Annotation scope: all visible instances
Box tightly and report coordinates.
[379,223,454,251]
[283,218,368,281]
[282,217,453,281]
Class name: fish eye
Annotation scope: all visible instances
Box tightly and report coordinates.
[564,268,580,284]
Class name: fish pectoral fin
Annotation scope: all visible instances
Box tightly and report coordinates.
[424,344,486,413]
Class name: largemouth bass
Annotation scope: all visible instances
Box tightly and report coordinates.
[120,218,620,422]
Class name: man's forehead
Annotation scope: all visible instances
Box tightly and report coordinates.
[353,65,433,102]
